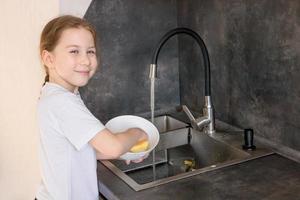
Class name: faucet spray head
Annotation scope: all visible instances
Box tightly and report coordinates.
[149,64,157,79]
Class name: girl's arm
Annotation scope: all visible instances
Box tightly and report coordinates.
[96,151,116,160]
[89,128,147,159]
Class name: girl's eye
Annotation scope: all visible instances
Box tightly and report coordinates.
[87,50,96,54]
[70,50,79,54]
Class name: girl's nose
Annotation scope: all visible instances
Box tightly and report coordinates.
[80,54,91,66]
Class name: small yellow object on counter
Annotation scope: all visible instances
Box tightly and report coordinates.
[130,140,149,153]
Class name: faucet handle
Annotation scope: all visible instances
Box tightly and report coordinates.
[181,105,196,122]
[180,105,198,129]
[179,105,211,131]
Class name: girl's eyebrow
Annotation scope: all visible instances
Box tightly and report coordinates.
[66,45,80,48]
[65,45,96,49]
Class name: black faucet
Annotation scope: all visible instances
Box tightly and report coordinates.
[149,27,215,134]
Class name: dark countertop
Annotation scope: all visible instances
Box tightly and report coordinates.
[98,154,300,200]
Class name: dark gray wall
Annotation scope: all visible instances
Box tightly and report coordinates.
[81,0,299,152]
[81,0,180,122]
[177,0,300,151]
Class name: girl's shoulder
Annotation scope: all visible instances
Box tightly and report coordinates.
[38,83,81,112]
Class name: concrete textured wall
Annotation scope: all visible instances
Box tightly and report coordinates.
[177,0,300,151]
[81,0,180,122]
[81,0,299,152]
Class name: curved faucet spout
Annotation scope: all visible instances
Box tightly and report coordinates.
[150,27,211,96]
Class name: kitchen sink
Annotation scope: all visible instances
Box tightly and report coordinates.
[151,115,189,133]
[101,115,273,191]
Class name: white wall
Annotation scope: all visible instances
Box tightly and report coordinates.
[60,0,92,17]
[0,0,59,199]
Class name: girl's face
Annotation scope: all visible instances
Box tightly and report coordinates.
[43,27,98,92]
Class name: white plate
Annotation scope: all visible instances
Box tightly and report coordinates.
[105,115,160,160]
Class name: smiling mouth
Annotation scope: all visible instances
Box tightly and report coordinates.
[76,71,90,76]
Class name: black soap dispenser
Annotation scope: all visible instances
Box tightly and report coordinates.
[243,128,256,150]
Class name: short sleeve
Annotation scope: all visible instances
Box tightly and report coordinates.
[53,93,105,151]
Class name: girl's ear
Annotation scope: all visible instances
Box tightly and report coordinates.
[41,50,54,69]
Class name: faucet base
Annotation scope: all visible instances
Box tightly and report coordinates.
[205,128,216,135]
[204,96,215,134]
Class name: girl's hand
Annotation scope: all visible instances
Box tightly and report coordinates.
[131,128,148,142]
[125,153,149,165]
[125,128,149,165]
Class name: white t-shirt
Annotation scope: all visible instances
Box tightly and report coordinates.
[36,82,105,200]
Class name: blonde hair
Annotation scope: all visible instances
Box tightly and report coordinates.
[40,15,97,83]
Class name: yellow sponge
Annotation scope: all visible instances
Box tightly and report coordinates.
[130,140,149,153]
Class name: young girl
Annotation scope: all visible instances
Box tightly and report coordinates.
[36,15,147,200]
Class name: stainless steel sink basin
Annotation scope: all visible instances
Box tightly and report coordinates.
[101,115,273,191]
[151,115,189,133]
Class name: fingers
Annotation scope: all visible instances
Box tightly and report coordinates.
[132,158,144,163]
[125,157,145,165]
[125,152,150,165]
[143,153,150,159]
[139,130,148,141]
